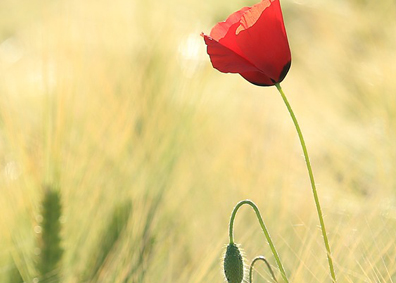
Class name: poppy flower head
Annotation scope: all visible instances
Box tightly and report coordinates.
[202,0,291,86]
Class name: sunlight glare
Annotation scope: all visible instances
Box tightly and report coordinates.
[177,33,206,77]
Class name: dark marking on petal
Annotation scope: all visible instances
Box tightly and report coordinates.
[278,60,291,83]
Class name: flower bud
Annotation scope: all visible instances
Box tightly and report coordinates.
[223,243,244,283]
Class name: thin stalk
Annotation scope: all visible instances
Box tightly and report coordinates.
[229,200,289,283]
[275,83,336,282]
[249,256,278,283]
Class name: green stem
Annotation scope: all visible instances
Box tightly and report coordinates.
[249,256,278,283]
[275,83,336,282]
[229,200,289,283]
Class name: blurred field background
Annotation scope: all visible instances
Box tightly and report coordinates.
[1,0,396,282]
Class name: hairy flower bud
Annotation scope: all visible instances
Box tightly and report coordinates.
[223,243,244,283]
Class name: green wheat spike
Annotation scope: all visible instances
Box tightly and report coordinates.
[37,188,63,283]
[83,200,132,282]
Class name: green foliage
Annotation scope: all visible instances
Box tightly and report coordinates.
[7,259,24,283]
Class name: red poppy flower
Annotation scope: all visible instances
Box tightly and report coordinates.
[202,0,291,86]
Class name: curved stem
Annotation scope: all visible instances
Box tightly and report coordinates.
[249,256,278,283]
[229,200,289,283]
[275,83,336,282]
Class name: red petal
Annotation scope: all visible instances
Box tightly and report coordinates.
[202,0,291,86]
[203,34,262,73]
[209,7,250,59]
[210,7,250,42]
[240,71,274,86]
[235,0,291,83]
